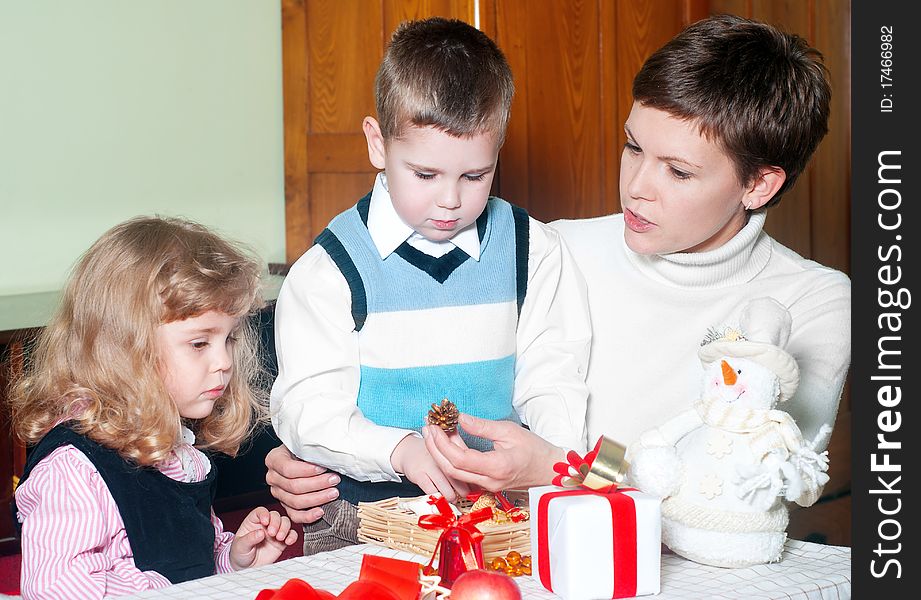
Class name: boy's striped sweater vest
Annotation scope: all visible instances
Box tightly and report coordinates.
[315,194,529,502]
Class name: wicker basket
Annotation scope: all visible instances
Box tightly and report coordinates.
[357,494,530,562]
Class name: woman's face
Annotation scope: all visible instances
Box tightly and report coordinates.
[619,102,759,255]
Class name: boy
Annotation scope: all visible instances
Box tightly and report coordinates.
[270,17,591,552]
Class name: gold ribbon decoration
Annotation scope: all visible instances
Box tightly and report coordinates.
[551,436,630,493]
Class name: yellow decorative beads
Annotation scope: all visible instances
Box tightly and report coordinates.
[488,550,532,577]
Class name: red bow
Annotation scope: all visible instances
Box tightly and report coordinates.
[417,495,492,580]
[551,437,625,492]
[552,449,600,486]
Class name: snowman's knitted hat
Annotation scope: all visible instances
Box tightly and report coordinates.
[698,297,800,402]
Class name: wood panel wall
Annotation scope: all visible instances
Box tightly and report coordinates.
[281,0,852,545]
[283,0,850,268]
[494,0,689,221]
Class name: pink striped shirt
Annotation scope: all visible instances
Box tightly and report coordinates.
[15,433,235,599]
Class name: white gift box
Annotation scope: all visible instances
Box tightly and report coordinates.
[529,485,661,599]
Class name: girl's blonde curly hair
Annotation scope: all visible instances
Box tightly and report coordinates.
[9,216,267,466]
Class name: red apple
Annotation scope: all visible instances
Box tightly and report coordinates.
[449,569,522,600]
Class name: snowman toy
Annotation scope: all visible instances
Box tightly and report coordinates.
[628,297,832,568]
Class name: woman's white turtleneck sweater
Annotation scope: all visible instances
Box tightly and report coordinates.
[551,212,850,452]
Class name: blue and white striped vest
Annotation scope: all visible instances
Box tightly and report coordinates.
[315,195,530,502]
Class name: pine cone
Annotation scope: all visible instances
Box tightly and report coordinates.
[427,398,459,433]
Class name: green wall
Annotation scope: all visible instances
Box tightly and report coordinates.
[0,0,285,295]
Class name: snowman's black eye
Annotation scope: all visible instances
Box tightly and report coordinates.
[737,369,742,374]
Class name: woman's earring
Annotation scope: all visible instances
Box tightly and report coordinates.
[746,200,754,210]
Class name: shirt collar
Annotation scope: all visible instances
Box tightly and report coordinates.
[367,173,481,260]
[179,425,196,445]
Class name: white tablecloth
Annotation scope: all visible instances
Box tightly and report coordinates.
[119,540,850,600]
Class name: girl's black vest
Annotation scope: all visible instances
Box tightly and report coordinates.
[13,425,218,584]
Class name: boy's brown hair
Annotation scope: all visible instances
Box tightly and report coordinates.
[375,17,514,142]
[633,14,831,206]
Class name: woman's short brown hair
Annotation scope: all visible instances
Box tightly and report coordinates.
[633,14,831,206]
[9,216,266,466]
[375,17,514,142]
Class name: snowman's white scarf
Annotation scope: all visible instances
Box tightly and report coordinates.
[694,397,806,461]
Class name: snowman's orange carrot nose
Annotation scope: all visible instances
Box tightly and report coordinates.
[721,360,737,385]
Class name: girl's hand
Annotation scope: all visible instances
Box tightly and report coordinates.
[229,506,298,570]
[422,413,564,491]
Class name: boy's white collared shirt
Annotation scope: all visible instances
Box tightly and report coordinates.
[367,172,481,260]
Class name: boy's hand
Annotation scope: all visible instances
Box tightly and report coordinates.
[229,506,298,570]
[391,435,470,501]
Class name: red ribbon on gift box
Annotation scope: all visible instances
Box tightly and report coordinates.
[417,495,492,586]
[536,488,639,599]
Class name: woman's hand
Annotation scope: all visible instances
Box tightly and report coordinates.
[229,506,298,570]
[264,445,341,524]
[422,414,564,491]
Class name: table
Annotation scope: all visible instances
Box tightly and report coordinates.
[116,540,850,599]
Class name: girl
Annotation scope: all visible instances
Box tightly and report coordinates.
[10,216,297,598]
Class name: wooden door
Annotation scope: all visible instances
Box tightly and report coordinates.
[282,0,850,268]
[492,0,694,221]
